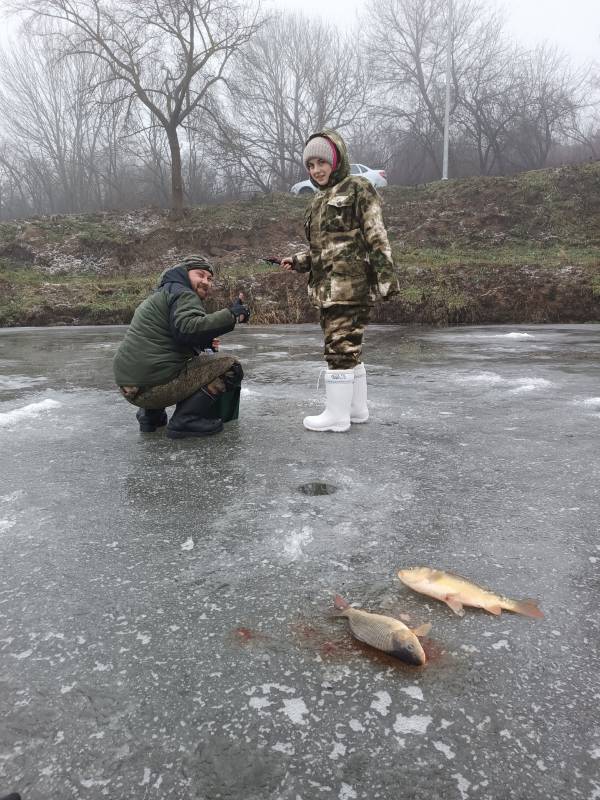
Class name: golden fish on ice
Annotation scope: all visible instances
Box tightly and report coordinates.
[397,567,544,618]
[334,595,430,665]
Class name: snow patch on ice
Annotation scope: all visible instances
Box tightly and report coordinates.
[249,696,272,710]
[454,372,551,394]
[281,698,308,725]
[393,714,432,735]
[282,526,313,560]
[1,490,24,504]
[494,332,533,339]
[452,772,471,800]
[371,690,392,716]
[329,742,346,760]
[401,686,424,701]
[433,740,455,759]
[455,371,504,386]
[180,537,194,551]
[349,719,365,732]
[272,741,295,755]
[139,768,151,786]
[576,397,600,408]
[0,398,61,426]
[12,649,32,660]
[339,784,357,800]
[509,378,551,393]
[0,375,48,390]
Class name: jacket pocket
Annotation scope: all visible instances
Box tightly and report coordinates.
[325,195,355,232]
[329,264,369,304]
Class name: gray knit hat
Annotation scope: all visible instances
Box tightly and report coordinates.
[303,136,339,170]
[181,254,214,276]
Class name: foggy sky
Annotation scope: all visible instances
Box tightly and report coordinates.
[269,0,599,67]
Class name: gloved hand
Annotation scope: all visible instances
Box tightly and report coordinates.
[229,299,250,323]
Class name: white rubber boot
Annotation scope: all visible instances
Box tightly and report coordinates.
[303,368,354,432]
[350,362,369,423]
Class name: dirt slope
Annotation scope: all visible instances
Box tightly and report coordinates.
[1,162,599,326]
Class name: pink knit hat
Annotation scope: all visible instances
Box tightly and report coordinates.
[303,136,339,171]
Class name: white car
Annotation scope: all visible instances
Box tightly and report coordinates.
[290,163,388,194]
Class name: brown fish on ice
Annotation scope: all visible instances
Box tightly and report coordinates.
[333,595,430,665]
[397,567,544,618]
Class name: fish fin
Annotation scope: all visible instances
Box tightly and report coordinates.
[333,594,350,611]
[512,599,544,619]
[444,595,465,617]
[486,604,503,616]
[411,622,432,638]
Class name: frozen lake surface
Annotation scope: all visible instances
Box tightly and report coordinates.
[1,323,599,800]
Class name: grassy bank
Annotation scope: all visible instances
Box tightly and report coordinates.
[1,162,600,326]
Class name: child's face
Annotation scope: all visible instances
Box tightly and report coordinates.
[307,158,333,186]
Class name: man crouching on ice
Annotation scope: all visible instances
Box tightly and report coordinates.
[112,254,249,439]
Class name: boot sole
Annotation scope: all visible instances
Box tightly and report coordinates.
[303,423,351,432]
[350,416,369,424]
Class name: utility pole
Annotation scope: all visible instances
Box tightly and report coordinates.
[442,0,453,180]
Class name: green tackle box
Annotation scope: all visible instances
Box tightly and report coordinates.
[211,387,240,423]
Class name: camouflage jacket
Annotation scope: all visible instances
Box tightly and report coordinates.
[292,129,399,308]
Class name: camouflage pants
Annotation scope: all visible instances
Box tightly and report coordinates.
[119,353,241,410]
[319,304,371,369]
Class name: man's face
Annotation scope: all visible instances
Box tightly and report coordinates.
[188,268,213,300]
[307,158,333,186]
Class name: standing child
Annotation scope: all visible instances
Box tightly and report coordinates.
[281,129,399,432]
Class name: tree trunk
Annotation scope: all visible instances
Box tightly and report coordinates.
[167,127,184,212]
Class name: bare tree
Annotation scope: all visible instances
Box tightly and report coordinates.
[506,46,589,170]
[2,36,121,212]
[10,0,262,211]
[365,0,452,175]
[452,11,523,174]
[203,12,369,192]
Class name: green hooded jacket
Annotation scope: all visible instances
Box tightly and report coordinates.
[292,129,399,308]
[112,264,236,388]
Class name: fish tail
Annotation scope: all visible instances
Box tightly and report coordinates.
[333,594,350,611]
[510,598,544,619]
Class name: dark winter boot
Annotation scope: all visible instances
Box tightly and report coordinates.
[166,389,223,439]
[136,407,168,433]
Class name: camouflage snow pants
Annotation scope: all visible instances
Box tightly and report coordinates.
[118,353,242,410]
[319,304,371,370]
